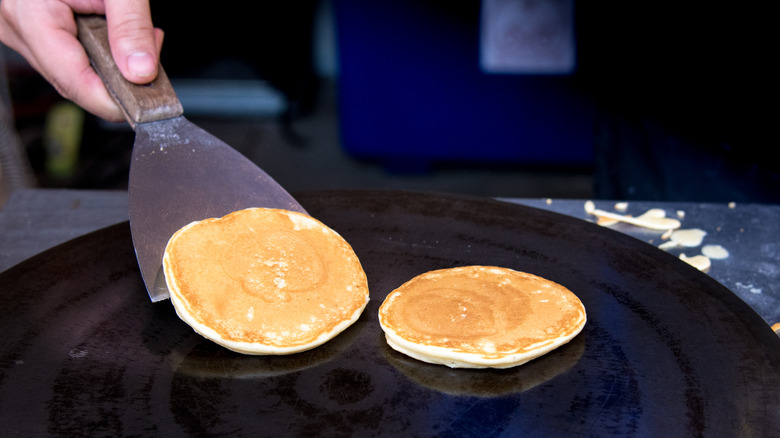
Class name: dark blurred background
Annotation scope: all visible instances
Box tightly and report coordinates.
[2,0,777,203]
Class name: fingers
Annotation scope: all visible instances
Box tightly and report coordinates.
[41,24,128,122]
[0,0,127,121]
[0,0,162,122]
[104,0,160,84]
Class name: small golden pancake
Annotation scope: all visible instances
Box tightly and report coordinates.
[163,208,369,355]
[378,266,586,368]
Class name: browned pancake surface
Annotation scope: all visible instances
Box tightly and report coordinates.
[379,266,585,365]
[164,208,368,353]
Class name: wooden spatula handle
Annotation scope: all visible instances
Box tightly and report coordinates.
[75,14,183,128]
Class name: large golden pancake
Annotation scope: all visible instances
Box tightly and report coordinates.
[378,266,586,368]
[163,208,369,355]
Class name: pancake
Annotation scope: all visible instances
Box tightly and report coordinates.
[378,266,586,368]
[163,208,369,355]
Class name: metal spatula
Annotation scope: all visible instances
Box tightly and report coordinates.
[76,15,306,302]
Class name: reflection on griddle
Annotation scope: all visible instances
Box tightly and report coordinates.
[171,318,365,378]
[381,332,585,397]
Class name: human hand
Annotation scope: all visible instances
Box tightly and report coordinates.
[0,0,163,122]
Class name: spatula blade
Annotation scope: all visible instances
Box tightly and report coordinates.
[76,14,306,302]
[129,117,306,301]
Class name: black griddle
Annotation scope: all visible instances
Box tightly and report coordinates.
[1,190,777,436]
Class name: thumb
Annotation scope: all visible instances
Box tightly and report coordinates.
[104,0,161,84]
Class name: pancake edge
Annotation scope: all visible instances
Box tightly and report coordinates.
[380,313,585,368]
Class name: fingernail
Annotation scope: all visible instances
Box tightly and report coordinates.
[127,52,156,78]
